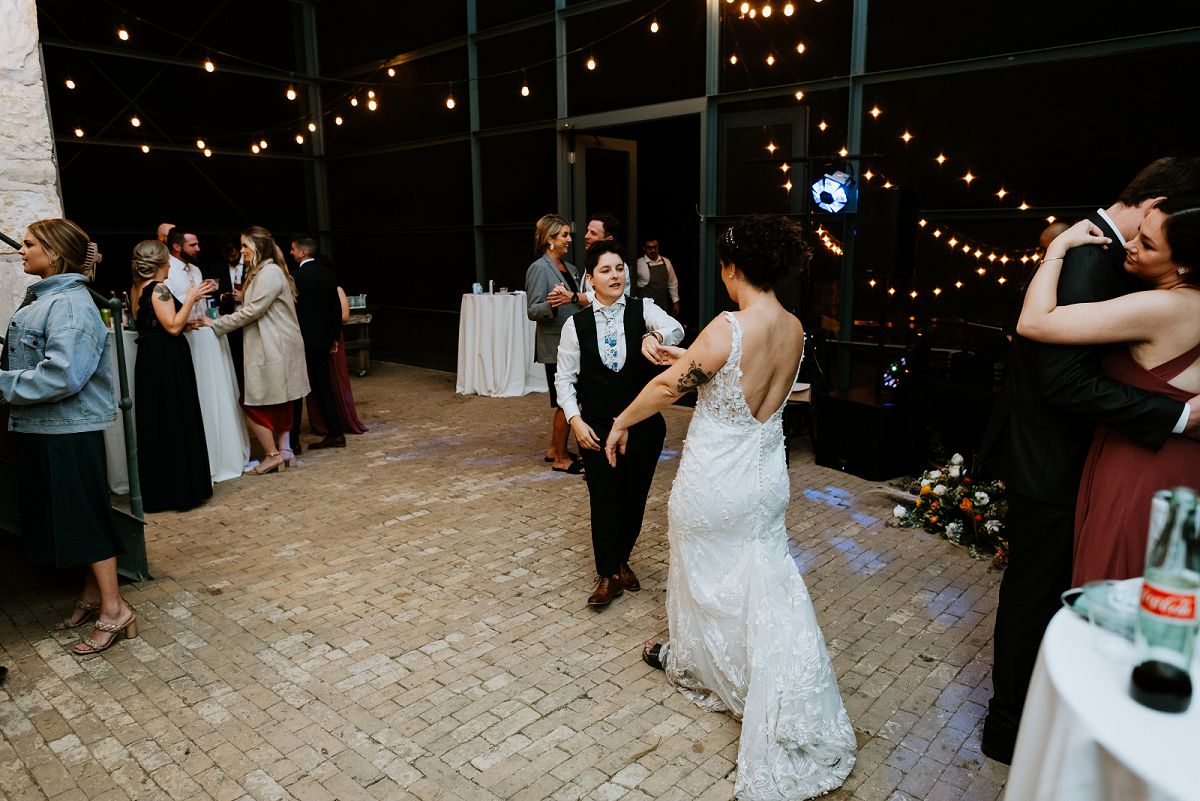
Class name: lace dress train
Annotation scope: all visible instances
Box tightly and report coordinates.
[659,313,855,800]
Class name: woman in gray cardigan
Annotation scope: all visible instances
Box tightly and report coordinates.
[525,214,584,474]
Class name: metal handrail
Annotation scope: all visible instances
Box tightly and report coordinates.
[87,289,142,522]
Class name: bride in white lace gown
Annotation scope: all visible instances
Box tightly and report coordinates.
[605,216,855,800]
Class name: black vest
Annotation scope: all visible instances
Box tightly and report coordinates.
[574,300,654,423]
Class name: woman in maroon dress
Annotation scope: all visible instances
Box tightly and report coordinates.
[307,286,366,436]
[1017,200,1200,584]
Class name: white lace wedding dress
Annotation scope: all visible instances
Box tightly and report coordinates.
[659,313,856,800]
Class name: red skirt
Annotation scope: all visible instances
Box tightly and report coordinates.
[244,401,293,431]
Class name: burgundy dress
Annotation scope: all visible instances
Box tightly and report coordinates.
[1073,342,1200,585]
[307,331,367,436]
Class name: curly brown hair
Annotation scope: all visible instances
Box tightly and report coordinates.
[716,214,808,290]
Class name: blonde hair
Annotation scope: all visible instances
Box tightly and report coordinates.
[533,214,569,257]
[27,218,101,280]
[130,240,169,282]
[241,225,298,299]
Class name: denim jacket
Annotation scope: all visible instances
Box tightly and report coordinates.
[0,273,117,434]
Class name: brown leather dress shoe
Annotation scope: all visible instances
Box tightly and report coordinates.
[308,435,346,450]
[587,575,624,607]
[618,562,640,592]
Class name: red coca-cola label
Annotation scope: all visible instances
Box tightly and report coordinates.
[1140,582,1197,621]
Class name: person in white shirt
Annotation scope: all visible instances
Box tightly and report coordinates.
[165,227,207,322]
[636,237,680,316]
[555,240,684,608]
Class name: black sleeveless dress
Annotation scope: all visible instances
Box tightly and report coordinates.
[134,282,213,512]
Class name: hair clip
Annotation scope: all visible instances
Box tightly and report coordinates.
[722,226,736,248]
[82,241,101,271]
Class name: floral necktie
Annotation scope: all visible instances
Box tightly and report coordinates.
[596,301,623,372]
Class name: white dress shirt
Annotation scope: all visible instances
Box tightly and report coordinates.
[165,255,205,320]
[635,255,680,304]
[1094,208,1190,433]
[554,297,684,423]
[229,257,244,290]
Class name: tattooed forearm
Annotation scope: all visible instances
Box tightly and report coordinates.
[155,283,173,301]
[675,362,711,394]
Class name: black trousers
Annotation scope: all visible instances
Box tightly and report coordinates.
[986,489,1074,741]
[294,347,342,438]
[578,414,666,578]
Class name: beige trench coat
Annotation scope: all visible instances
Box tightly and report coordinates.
[212,261,310,406]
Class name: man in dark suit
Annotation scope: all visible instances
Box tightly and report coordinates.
[289,235,345,450]
[206,237,244,390]
[978,157,1200,763]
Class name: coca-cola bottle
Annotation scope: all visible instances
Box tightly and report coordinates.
[1130,487,1199,712]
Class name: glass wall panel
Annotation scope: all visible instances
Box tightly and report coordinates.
[477,26,557,129]
[317,2,466,74]
[478,0,553,30]
[719,1,852,93]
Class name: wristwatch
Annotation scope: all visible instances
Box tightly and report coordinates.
[570,291,579,305]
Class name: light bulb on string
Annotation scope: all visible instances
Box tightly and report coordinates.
[795,42,806,54]
[367,98,378,110]
[251,144,260,154]
[962,245,971,253]
[933,287,942,296]
[918,219,927,227]
[334,115,344,126]
[817,120,827,131]
[73,127,84,137]
[204,57,215,73]
[203,148,212,158]
[974,249,982,258]
[963,171,975,185]
[901,131,912,143]
[766,54,775,66]
[762,4,773,17]
[1019,201,1030,211]
[295,134,304,144]
[888,287,896,295]
[996,187,1008,200]
[259,139,268,150]
[1000,255,1010,264]
[307,122,317,132]
[883,181,893,189]
[988,253,997,262]
[794,90,804,101]
[521,81,530,97]
[748,8,756,17]
[729,54,738,65]
[740,2,750,12]
[977,267,986,275]
[130,115,141,128]
[910,290,918,299]
[868,279,876,288]
[650,17,659,33]
[838,147,848,157]
[766,142,777,154]
[869,106,881,119]
[196,138,206,150]
[948,237,958,247]
[368,90,376,99]
[140,144,150,154]
[586,55,597,71]
[65,78,76,90]
[863,170,874,181]
[1045,215,1056,223]
[286,84,297,101]
[932,229,942,239]
[780,163,790,173]
[998,276,1007,284]
[350,96,358,107]
[783,180,792,192]
[445,93,456,110]
[1021,255,1029,264]
[936,153,947,165]
[117,25,129,42]
[387,67,396,77]
[955,281,963,288]
[784,2,794,15]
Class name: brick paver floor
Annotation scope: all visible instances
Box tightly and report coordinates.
[0,363,1009,801]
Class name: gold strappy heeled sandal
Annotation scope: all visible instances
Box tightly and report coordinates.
[53,599,100,631]
[72,610,138,656]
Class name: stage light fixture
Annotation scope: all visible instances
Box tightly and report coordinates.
[811,170,853,214]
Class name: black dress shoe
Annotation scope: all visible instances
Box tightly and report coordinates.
[980,717,1016,765]
[309,435,346,450]
[587,575,623,607]
[619,562,640,592]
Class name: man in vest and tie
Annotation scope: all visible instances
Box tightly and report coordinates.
[555,240,684,607]
[636,237,680,317]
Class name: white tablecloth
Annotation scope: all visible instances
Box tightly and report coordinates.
[456,292,547,397]
[103,327,250,494]
[1004,608,1200,801]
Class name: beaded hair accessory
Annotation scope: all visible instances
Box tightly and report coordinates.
[82,241,101,272]
[722,226,737,249]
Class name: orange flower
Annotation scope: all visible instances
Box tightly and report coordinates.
[920,485,933,495]
[960,498,973,511]
[931,501,939,509]
[929,515,938,524]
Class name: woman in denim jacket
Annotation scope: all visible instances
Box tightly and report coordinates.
[0,219,134,656]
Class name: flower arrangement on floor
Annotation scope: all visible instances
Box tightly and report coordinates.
[892,453,1009,566]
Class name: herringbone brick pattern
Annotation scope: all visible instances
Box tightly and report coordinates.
[0,363,1008,801]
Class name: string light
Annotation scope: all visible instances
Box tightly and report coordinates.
[996,187,1008,200]
[64,78,76,90]
[586,55,597,71]
[350,96,359,107]
[748,8,757,17]
[784,2,795,15]
[817,121,827,131]
[794,90,804,101]
[521,81,530,97]
[936,153,947,165]
[1019,201,1030,211]
[762,4,773,17]
[779,163,790,173]
[795,42,806,54]
[766,54,775,66]
[729,54,739,65]
[910,290,918,299]
[863,170,874,181]
[195,138,206,149]
[974,249,982,258]
[204,58,215,73]
[650,17,660,32]
[387,67,396,77]
[918,219,927,227]
[869,106,881,119]
[1045,215,1056,223]
[933,287,942,296]
[783,180,793,192]
[962,245,971,253]
[948,237,958,247]
[334,115,344,126]
[259,139,268,150]
[251,144,260,153]
[1000,255,1010,264]
[73,127,84,137]
[116,25,129,42]
[889,288,896,295]
[140,144,150,154]
[998,276,1007,284]
[740,1,750,12]
[766,142,777,154]
[838,147,848,157]
[368,90,376,99]
[445,93,456,109]
[988,253,997,262]
[962,171,975,185]
[295,133,304,144]
[130,115,141,128]
[286,84,297,101]
[932,229,942,238]
[955,281,964,288]
[367,97,379,110]
[977,267,986,275]
[868,279,877,287]
[1021,255,1029,264]
[307,122,317,132]
[883,181,893,189]
[203,148,212,157]
[901,131,912,143]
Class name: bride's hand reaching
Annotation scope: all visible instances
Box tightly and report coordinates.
[1047,219,1111,260]
[604,426,629,467]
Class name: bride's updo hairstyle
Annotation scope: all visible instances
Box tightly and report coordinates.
[1158,196,1200,286]
[716,214,807,290]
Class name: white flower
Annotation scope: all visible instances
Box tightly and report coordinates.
[949,465,961,478]
[920,479,932,488]
[974,491,990,506]
[928,469,943,480]
[946,521,963,541]
[950,453,964,465]
[985,519,1003,534]
[893,505,909,519]
[933,484,948,496]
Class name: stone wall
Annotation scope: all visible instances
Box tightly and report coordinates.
[0,0,63,327]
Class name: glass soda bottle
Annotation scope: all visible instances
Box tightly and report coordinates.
[1130,487,1200,712]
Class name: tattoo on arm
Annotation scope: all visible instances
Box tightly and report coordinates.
[675,361,712,394]
[155,283,172,302]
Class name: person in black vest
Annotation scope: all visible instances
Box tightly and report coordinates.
[289,235,344,451]
[554,240,684,607]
